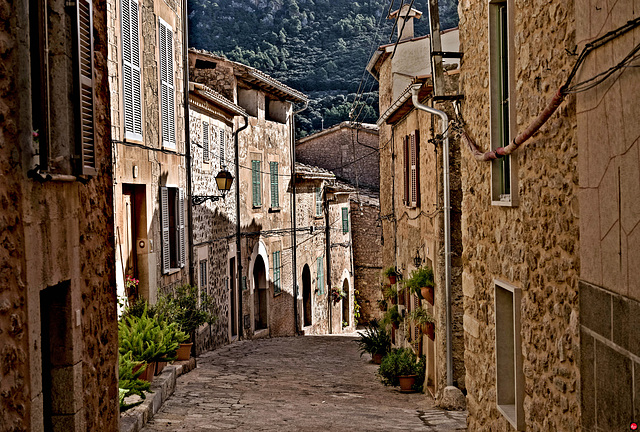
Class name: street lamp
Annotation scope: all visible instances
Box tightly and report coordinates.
[192,169,234,205]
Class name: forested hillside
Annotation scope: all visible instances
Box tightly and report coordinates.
[188,0,459,137]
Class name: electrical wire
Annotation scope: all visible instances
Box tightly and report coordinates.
[113,139,187,157]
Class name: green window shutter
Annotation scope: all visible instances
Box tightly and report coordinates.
[315,187,322,216]
[252,160,261,207]
[273,251,281,294]
[317,256,324,295]
[159,18,175,148]
[270,162,279,208]
[342,207,349,233]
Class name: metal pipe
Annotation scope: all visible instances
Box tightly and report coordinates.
[234,115,249,338]
[324,187,332,334]
[290,100,308,335]
[410,84,453,387]
[182,0,194,286]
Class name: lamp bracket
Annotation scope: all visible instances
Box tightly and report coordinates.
[192,194,225,206]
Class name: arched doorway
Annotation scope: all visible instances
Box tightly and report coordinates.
[253,255,268,330]
[341,279,350,328]
[302,264,312,327]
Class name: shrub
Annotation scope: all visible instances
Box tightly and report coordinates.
[378,348,425,391]
[118,352,151,412]
[155,284,217,337]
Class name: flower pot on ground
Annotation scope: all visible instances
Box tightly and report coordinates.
[372,353,384,364]
[155,284,218,343]
[377,348,426,392]
[176,343,193,361]
[119,352,151,412]
[155,359,168,375]
[355,320,391,364]
[398,375,417,392]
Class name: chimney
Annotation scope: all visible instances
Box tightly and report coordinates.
[389,5,423,41]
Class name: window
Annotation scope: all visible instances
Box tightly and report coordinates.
[270,162,279,208]
[315,187,322,217]
[404,131,420,207]
[159,19,175,148]
[495,280,524,430]
[219,128,225,166]
[251,160,261,207]
[199,259,207,289]
[490,0,516,204]
[342,207,349,233]
[160,186,185,273]
[122,0,142,141]
[316,256,324,295]
[202,122,209,162]
[272,251,281,295]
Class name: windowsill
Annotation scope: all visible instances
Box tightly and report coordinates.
[252,205,262,210]
[123,136,143,145]
[491,198,517,207]
[497,404,521,430]
[163,268,182,276]
[268,207,281,213]
[273,291,282,297]
[314,215,323,220]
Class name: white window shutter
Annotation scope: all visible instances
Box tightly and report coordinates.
[122,0,142,140]
[219,128,225,166]
[159,19,175,148]
[161,187,170,273]
[203,122,209,162]
[179,188,185,268]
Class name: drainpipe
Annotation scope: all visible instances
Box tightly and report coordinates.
[324,186,332,334]
[410,84,453,387]
[234,115,249,338]
[182,0,194,286]
[291,100,308,335]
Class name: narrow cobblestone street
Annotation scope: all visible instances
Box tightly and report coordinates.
[141,335,467,431]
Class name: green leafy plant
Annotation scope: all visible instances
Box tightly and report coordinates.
[155,284,217,338]
[382,266,399,278]
[403,266,434,297]
[381,284,397,300]
[408,307,435,326]
[381,305,401,328]
[118,351,151,412]
[377,298,388,311]
[355,320,391,358]
[377,348,425,391]
[353,289,361,323]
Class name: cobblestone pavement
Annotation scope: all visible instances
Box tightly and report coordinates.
[141,335,467,431]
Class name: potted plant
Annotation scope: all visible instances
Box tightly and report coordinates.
[118,310,163,382]
[405,266,435,305]
[118,351,151,412]
[155,284,217,360]
[331,287,346,304]
[377,348,425,392]
[383,266,399,285]
[381,305,401,330]
[382,284,397,305]
[409,307,435,340]
[355,320,391,364]
[377,298,388,312]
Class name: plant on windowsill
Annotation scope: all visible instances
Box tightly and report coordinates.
[404,266,435,305]
[408,307,435,341]
[355,319,391,364]
[377,348,426,392]
[381,305,401,330]
[383,266,399,285]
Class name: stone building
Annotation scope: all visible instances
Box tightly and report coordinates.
[0,0,119,428]
[295,121,383,326]
[188,83,246,353]
[296,121,380,190]
[294,164,355,334]
[107,0,190,305]
[367,5,465,400]
[189,49,309,339]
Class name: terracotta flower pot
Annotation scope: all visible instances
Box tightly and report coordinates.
[398,375,417,392]
[388,275,397,285]
[421,286,434,305]
[423,322,435,340]
[372,353,383,364]
[133,362,155,383]
[155,360,167,376]
[176,343,193,361]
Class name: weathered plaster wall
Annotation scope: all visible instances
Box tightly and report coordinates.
[458,0,580,429]
[575,1,640,429]
[296,124,380,190]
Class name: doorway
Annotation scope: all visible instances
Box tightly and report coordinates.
[120,184,146,300]
[230,257,237,337]
[302,264,312,327]
[253,255,268,330]
[341,279,350,328]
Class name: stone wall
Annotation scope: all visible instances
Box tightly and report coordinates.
[296,123,380,190]
[458,0,580,429]
[350,196,384,325]
[575,0,640,429]
[2,0,119,428]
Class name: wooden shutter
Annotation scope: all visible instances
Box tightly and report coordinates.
[342,207,349,233]
[252,160,261,207]
[403,135,410,204]
[122,0,142,140]
[161,187,170,273]
[317,256,323,295]
[199,260,207,288]
[410,133,418,206]
[202,122,209,162]
[159,19,175,147]
[415,130,421,207]
[273,251,281,294]
[75,0,97,175]
[270,162,279,208]
[179,189,185,268]
[219,128,225,166]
